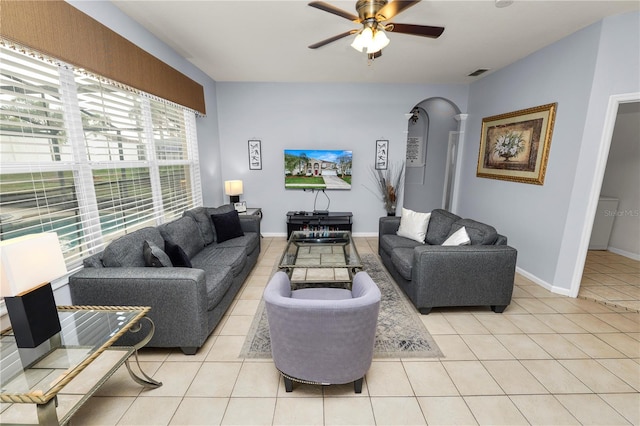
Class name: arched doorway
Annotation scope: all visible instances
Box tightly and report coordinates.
[403,97,462,213]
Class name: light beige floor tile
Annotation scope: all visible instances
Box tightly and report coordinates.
[95,362,161,397]
[230,299,260,316]
[322,380,369,397]
[505,314,555,333]
[556,394,632,425]
[205,335,246,361]
[141,361,201,397]
[442,361,503,396]
[461,335,514,360]
[232,361,280,397]
[600,393,640,425]
[509,394,580,425]
[540,297,589,313]
[597,358,640,391]
[472,314,523,334]
[562,333,626,358]
[559,359,635,393]
[535,313,588,333]
[420,313,457,334]
[136,348,172,362]
[239,286,266,300]
[218,315,254,336]
[495,334,552,359]
[570,297,618,313]
[464,395,528,425]
[521,360,591,394]
[404,362,459,396]
[221,397,276,425]
[528,334,589,359]
[277,376,325,396]
[273,397,324,425]
[563,313,620,332]
[515,298,558,314]
[444,314,491,334]
[186,362,242,397]
[169,397,228,425]
[369,397,426,425]
[432,335,477,360]
[594,313,640,332]
[324,397,376,425]
[482,360,547,394]
[596,333,640,358]
[366,361,414,396]
[72,396,135,425]
[417,396,478,425]
[117,396,181,426]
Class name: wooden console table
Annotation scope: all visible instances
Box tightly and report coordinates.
[286,211,353,238]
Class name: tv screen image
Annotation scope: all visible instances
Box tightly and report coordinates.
[284,149,352,190]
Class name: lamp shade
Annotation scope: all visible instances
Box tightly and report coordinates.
[224,180,244,196]
[0,233,67,297]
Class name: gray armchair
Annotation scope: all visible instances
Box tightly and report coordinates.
[263,271,381,393]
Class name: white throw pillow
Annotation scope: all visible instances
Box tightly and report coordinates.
[442,226,471,246]
[396,208,431,243]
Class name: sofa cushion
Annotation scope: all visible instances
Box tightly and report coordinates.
[391,247,414,281]
[102,227,164,267]
[184,207,215,245]
[191,246,247,278]
[211,210,244,243]
[442,226,471,246]
[396,208,431,243]
[158,216,205,259]
[206,204,235,242]
[379,234,424,257]
[425,209,461,245]
[214,232,260,256]
[143,240,172,267]
[164,240,192,268]
[450,219,498,245]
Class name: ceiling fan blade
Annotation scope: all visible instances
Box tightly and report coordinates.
[308,1,360,22]
[376,0,421,21]
[387,23,444,38]
[308,30,358,49]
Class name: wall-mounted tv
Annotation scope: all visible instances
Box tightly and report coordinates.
[284,149,352,190]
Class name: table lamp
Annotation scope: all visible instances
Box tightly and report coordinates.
[1,233,67,348]
[224,180,243,203]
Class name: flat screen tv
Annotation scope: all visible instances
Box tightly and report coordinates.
[284,149,352,190]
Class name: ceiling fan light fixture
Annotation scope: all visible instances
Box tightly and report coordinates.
[351,26,389,54]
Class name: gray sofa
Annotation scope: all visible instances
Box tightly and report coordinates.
[379,209,517,314]
[69,204,260,354]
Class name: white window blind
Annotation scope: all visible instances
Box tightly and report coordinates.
[0,44,203,270]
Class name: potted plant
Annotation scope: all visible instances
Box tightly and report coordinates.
[369,161,405,216]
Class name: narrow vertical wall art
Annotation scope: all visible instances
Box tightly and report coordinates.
[375,140,388,170]
[248,140,262,170]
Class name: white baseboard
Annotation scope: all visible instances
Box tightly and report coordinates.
[607,246,640,261]
[515,267,572,297]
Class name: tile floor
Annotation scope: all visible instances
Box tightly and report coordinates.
[580,250,640,313]
[69,237,639,425]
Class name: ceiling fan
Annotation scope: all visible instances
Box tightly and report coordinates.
[308,0,445,59]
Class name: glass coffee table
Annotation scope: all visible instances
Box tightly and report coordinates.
[0,305,161,425]
[278,230,363,288]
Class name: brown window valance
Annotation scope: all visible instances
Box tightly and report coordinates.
[0,0,206,115]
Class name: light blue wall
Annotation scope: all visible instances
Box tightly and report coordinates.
[67,1,224,205]
[460,11,639,293]
[214,82,468,235]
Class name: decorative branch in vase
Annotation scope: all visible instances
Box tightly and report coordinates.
[368,161,405,216]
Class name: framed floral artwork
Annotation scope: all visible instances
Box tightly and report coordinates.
[477,103,557,185]
[248,140,262,170]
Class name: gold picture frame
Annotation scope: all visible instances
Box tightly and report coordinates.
[476,103,557,185]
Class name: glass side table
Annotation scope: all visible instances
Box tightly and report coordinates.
[0,305,161,425]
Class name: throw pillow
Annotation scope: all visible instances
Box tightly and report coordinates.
[211,210,245,243]
[396,207,431,243]
[442,226,471,246]
[164,240,192,268]
[143,240,172,267]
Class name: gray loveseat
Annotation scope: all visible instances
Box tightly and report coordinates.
[69,204,260,354]
[379,209,517,314]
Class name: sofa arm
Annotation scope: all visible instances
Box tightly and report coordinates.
[379,216,401,235]
[69,267,209,348]
[412,245,517,311]
[240,215,261,234]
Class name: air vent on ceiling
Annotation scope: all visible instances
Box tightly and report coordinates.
[468,69,489,77]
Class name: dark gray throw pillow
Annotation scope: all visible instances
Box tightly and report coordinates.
[211,210,244,243]
[143,240,172,267]
[164,240,192,268]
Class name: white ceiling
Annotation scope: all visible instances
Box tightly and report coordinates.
[111,0,639,84]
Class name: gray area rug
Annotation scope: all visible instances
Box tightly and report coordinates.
[240,253,443,359]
